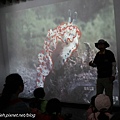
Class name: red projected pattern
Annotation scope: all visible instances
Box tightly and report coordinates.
[36,22,81,87]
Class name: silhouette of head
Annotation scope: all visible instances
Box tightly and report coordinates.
[95,39,109,50]
[0,73,24,111]
[33,87,45,99]
[46,98,61,114]
[3,73,24,95]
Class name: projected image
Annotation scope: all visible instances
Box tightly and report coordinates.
[36,15,81,87]
[5,0,119,104]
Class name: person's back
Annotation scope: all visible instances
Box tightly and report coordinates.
[35,98,64,120]
[29,87,47,113]
[0,73,31,120]
[88,94,113,120]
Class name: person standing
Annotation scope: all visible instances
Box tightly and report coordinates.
[89,39,116,105]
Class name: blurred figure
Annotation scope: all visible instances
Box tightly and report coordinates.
[0,73,32,119]
[29,87,47,113]
[35,98,65,120]
[88,94,113,120]
[46,98,62,115]
[89,39,116,105]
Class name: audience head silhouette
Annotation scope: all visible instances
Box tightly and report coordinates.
[0,73,24,111]
[29,87,47,112]
[95,94,111,111]
[34,87,45,99]
[46,98,61,115]
[4,73,24,94]
[95,94,112,120]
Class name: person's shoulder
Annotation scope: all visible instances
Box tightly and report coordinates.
[106,49,114,54]
[40,99,48,103]
[12,100,30,113]
[2,101,29,114]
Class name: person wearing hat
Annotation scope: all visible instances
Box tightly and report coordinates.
[89,39,116,106]
[88,94,113,120]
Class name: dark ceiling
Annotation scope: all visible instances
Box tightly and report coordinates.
[0,0,32,7]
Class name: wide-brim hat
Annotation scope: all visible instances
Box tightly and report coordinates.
[95,39,110,48]
[95,94,111,111]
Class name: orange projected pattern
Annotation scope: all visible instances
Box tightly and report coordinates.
[36,22,81,87]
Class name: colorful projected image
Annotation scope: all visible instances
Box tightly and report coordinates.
[5,0,119,104]
[36,12,81,87]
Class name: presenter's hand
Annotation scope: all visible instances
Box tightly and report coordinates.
[89,61,96,67]
[89,61,93,66]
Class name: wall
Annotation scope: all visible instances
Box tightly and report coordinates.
[0,26,6,93]
[113,0,120,105]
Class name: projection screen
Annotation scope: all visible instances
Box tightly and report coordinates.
[0,0,119,105]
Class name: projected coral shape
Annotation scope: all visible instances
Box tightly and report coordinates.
[36,11,81,87]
